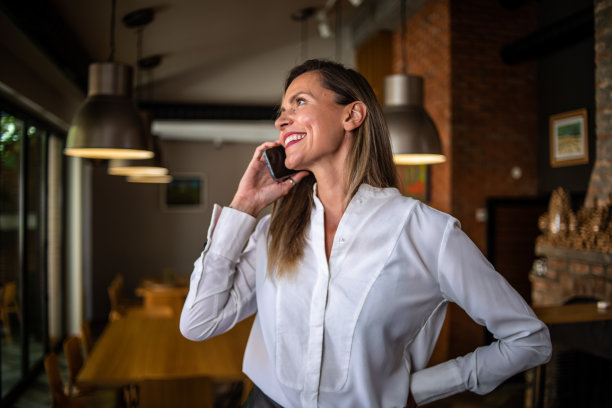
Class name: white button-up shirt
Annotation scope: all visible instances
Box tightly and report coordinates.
[180,184,551,407]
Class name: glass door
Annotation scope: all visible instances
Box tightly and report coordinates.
[0,112,25,397]
[0,106,63,402]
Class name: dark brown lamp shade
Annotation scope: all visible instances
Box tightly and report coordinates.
[383,74,446,165]
[65,63,153,160]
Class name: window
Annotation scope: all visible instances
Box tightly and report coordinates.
[0,104,65,403]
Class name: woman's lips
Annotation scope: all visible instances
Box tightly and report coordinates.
[284,132,305,149]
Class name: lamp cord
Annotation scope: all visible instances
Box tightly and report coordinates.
[301,18,308,61]
[335,1,342,61]
[108,0,116,61]
[400,0,407,74]
[136,28,143,102]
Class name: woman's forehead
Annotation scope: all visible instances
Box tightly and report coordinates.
[286,71,321,92]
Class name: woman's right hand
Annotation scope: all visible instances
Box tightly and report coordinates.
[229,141,309,217]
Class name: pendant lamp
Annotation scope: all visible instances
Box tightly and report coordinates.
[383,0,445,165]
[384,74,445,164]
[127,175,173,183]
[108,9,171,180]
[108,133,169,176]
[64,0,153,160]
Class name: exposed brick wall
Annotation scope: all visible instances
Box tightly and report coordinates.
[531,243,612,306]
[392,0,539,359]
[450,0,538,252]
[393,0,452,214]
[587,0,612,207]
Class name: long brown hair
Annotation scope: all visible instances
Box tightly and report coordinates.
[267,59,398,277]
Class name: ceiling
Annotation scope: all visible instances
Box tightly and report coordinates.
[43,0,420,106]
[1,0,428,141]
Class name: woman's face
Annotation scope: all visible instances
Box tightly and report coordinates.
[274,71,351,174]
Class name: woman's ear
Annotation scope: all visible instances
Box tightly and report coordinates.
[343,102,367,131]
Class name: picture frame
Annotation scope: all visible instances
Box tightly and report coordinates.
[161,173,207,212]
[549,108,588,167]
[397,164,429,202]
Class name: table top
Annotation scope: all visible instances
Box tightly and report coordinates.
[77,312,254,387]
[533,302,612,325]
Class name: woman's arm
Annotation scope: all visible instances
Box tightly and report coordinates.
[180,141,310,341]
[179,205,263,341]
[410,218,552,405]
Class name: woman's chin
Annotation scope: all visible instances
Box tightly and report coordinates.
[285,158,301,171]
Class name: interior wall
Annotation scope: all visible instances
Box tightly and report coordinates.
[90,139,259,321]
[449,0,539,358]
[537,0,595,195]
[0,9,83,130]
[397,0,452,215]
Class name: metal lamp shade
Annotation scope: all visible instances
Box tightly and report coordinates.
[126,174,173,183]
[383,74,446,165]
[108,135,169,176]
[65,63,153,159]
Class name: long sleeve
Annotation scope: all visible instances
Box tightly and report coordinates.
[179,204,264,341]
[410,218,552,405]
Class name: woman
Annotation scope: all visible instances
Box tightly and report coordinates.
[180,59,551,407]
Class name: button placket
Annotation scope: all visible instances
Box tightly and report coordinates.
[301,197,330,407]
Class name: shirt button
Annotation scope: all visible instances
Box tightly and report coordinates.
[339,237,345,243]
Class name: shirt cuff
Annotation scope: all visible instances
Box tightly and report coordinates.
[207,204,257,261]
[411,359,466,405]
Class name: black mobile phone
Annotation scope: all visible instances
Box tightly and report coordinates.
[263,145,298,180]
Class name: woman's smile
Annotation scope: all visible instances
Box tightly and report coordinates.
[283,132,306,149]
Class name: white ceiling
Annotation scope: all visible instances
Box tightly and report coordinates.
[48,0,423,105]
[43,0,427,142]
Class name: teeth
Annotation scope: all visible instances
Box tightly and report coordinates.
[285,134,305,144]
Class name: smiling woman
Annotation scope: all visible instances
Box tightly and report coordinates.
[179,59,551,408]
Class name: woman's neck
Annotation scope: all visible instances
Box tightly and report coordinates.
[314,173,348,261]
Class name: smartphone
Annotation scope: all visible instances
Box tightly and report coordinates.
[263,145,298,180]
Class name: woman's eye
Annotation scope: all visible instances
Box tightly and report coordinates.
[296,98,306,106]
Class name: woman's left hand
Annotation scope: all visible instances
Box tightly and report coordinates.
[229,141,309,217]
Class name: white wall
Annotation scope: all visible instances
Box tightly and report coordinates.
[89,139,261,320]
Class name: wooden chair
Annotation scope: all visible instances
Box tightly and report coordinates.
[44,352,120,408]
[80,321,94,357]
[108,275,140,321]
[1,281,21,345]
[63,335,86,396]
[139,287,188,315]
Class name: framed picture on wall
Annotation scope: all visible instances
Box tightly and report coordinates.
[549,108,588,167]
[161,173,206,212]
[397,165,429,202]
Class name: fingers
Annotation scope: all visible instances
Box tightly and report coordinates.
[253,141,281,162]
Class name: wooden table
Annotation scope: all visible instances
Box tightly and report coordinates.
[135,285,189,315]
[77,312,254,388]
[533,302,612,325]
[531,302,612,408]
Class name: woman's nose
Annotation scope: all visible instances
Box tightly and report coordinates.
[274,111,289,130]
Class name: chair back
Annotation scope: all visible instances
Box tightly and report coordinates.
[44,352,69,407]
[3,282,19,313]
[107,275,124,311]
[63,335,85,395]
[81,320,94,356]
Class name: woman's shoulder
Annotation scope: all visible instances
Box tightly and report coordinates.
[360,184,457,226]
[255,213,272,233]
